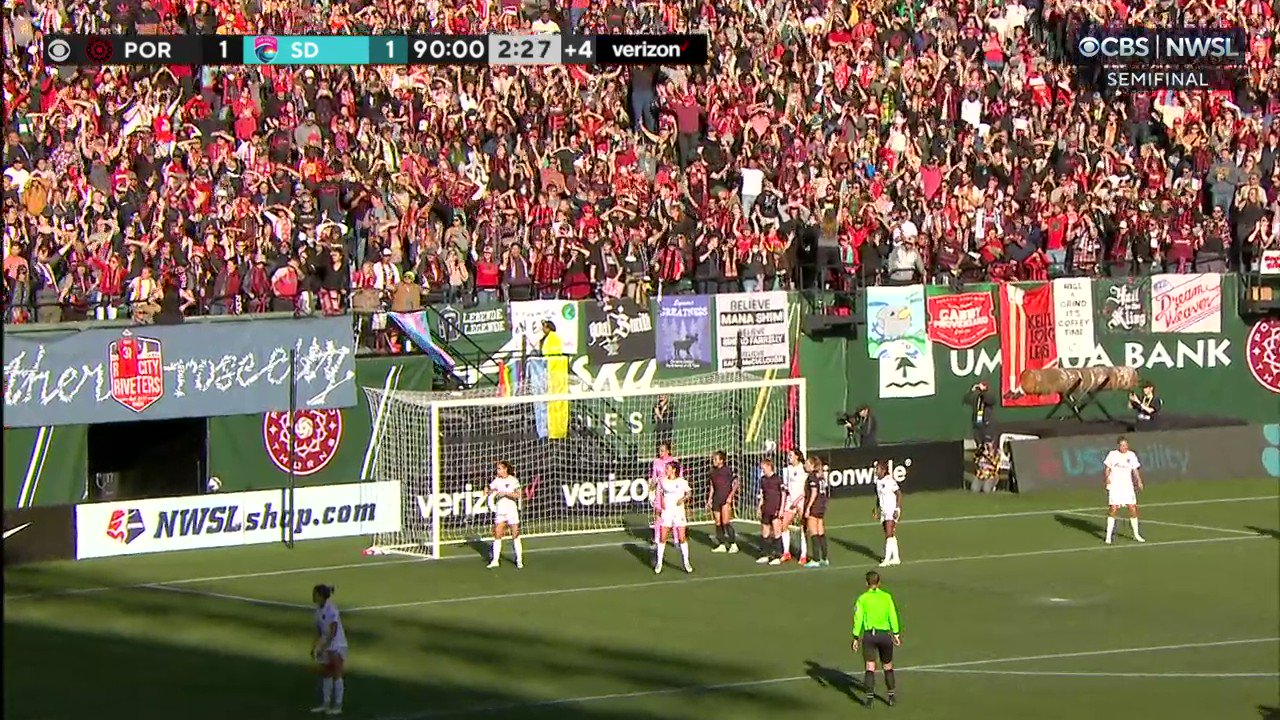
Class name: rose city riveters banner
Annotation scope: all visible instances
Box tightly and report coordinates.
[3,316,357,427]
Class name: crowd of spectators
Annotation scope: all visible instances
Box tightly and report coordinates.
[3,0,1279,328]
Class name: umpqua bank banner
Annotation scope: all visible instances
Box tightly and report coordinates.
[3,316,356,427]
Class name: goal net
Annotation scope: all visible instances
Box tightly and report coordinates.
[363,372,806,558]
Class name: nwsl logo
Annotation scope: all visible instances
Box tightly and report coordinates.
[254,36,279,63]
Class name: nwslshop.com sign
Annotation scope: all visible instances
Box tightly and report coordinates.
[816,441,965,496]
[3,316,356,427]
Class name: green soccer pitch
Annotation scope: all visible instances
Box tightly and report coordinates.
[5,479,1278,720]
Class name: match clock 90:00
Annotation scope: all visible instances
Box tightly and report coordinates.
[407,35,487,65]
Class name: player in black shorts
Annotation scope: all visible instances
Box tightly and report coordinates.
[706,451,739,553]
[802,456,830,568]
[756,458,784,565]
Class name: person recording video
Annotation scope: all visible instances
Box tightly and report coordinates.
[964,381,996,445]
[1128,382,1161,431]
[840,406,878,448]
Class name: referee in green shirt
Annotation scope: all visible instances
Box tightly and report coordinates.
[851,571,902,706]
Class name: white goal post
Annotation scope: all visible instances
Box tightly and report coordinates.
[364,374,807,559]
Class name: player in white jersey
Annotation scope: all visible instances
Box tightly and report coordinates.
[654,461,693,574]
[778,449,809,563]
[487,461,524,568]
[1102,437,1145,544]
[310,584,347,715]
[872,461,903,566]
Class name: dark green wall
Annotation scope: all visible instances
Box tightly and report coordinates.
[3,425,88,508]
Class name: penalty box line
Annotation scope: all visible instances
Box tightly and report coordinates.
[5,494,1274,603]
[380,637,1280,719]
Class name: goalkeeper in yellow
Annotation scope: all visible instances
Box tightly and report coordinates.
[851,571,902,707]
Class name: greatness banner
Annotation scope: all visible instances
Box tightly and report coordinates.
[655,296,714,370]
[1009,425,1278,492]
[1000,284,1058,407]
[1150,273,1222,334]
[714,291,790,371]
[3,316,356,428]
[75,481,401,559]
[867,284,928,358]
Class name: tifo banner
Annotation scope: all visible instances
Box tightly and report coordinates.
[1094,278,1150,334]
[74,480,401,559]
[999,284,1058,407]
[509,300,581,356]
[1150,273,1222,334]
[925,289,997,349]
[1052,278,1097,359]
[878,340,937,399]
[1261,250,1280,276]
[1009,425,1275,492]
[1245,319,1280,394]
[433,305,510,344]
[3,504,76,564]
[655,296,713,370]
[815,441,964,497]
[583,298,655,364]
[867,284,927,358]
[714,291,790,371]
[3,316,356,428]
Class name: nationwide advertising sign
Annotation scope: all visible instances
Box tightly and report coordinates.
[3,316,357,428]
[1009,425,1278,492]
[815,442,965,497]
[75,481,400,559]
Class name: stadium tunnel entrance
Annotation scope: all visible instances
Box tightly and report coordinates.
[87,417,207,502]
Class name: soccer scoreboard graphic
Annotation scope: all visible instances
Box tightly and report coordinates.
[43,34,709,66]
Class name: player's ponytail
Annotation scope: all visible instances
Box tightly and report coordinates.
[313,583,335,600]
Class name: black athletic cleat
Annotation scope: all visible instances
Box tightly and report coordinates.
[886,693,896,707]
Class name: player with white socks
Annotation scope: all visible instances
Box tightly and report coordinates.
[487,461,524,569]
[872,461,903,566]
[779,449,810,563]
[310,584,347,716]
[649,443,676,547]
[655,461,693,573]
[1103,437,1145,544]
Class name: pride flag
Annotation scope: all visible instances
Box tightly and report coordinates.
[390,312,458,372]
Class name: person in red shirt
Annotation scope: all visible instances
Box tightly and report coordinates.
[474,247,501,303]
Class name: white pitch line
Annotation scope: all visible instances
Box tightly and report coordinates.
[1127,518,1264,537]
[910,669,1278,678]
[5,494,1275,603]
[345,534,1266,613]
[142,583,313,609]
[378,637,1279,719]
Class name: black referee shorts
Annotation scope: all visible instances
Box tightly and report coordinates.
[861,630,894,664]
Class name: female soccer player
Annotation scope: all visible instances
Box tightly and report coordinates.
[803,456,831,567]
[706,450,739,553]
[487,460,523,569]
[310,584,347,716]
[872,460,902,567]
[756,458,784,565]
[655,460,693,574]
[1103,436,1145,544]
[778,449,809,563]
[649,442,675,547]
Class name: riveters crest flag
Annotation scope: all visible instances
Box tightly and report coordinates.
[109,331,165,413]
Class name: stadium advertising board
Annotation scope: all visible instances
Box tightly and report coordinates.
[74,481,401,559]
[1009,425,1280,492]
[3,504,77,564]
[3,316,357,428]
[816,442,965,496]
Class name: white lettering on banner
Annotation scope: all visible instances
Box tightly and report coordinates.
[5,338,354,410]
[74,481,401,559]
[417,485,495,519]
[561,477,652,507]
[714,291,791,372]
[570,357,658,395]
[949,339,1232,376]
[827,460,911,488]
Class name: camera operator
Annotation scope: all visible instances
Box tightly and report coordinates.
[839,406,878,448]
[1128,382,1162,431]
[964,381,996,446]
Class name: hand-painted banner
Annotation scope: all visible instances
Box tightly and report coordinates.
[1150,273,1222,334]
[509,300,581,356]
[1000,284,1058,407]
[1094,278,1150,334]
[3,316,356,428]
[1052,278,1097,359]
[925,290,997,349]
[878,340,937,399]
[655,296,714,370]
[867,284,927,358]
[714,291,790,371]
[1260,250,1280,276]
[583,298,655,364]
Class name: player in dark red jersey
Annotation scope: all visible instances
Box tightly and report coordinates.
[802,456,831,567]
[756,458,785,565]
[706,450,739,553]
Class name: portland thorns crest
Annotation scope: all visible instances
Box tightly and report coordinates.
[109,331,165,412]
[262,409,344,476]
